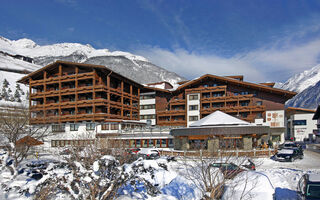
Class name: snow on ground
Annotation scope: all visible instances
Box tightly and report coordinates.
[0,149,320,200]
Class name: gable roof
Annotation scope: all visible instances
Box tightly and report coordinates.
[16,136,44,146]
[189,110,250,127]
[175,74,296,98]
[18,60,143,87]
[286,107,316,114]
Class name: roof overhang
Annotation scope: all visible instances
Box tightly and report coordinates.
[175,74,297,99]
[18,60,143,88]
[170,125,270,137]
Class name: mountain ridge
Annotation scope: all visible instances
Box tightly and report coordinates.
[0,36,185,85]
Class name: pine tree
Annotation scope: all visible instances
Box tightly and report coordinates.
[3,79,9,88]
[2,88,9,101]
[1,87,8,101]
[14,89,21,102]
[16,83,21,91]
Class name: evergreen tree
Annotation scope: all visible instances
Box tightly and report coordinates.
[3,79,9,88]
[14,89,21,102]
[15,83,21,91]
[1,87,9,101]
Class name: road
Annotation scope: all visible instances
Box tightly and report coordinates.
[306,144,320,154]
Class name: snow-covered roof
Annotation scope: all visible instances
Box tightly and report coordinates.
[309,173,320,182]
[189,111,250,127]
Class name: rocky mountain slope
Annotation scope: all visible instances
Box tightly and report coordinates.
[0,36,185,85]
[285,80,320,109]
[274,64,320,109]
[279,64,320,93]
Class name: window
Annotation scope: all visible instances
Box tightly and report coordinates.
[161,139,167,147]
[136,139,141,147]
[101,123,109,130]
[241,91,249,95]
[189,94,198,100]
[189,105,199,111]
[293,120,307,126]
[70,123,79,131]
[110,123,119,130]
[149,139,154,147]
[240,101,249,106]
[256,101,263,106]
[140,94,155,100]
[140,104,156,110]
[86,123,95,130]
[240,112,248,118]
[52,124,65,132]
[256,113,263,118]
[189,116,199,121]
[168,139,174,148]
[140,115,155,119]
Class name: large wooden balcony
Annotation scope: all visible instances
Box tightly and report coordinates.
[30,112,138,124]
[201,94,253,103]
[157,109,186,117]
[201,105,266,115]
[185,85,227,94]
[30,72,95,86]
[157,120,186,127]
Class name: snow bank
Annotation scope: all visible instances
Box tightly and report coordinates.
[222,171,274,200]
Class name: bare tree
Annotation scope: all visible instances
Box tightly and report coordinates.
[181,147,259,200]
[0,105,50,167]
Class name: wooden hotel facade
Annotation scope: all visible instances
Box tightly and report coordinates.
[19,61,296,150]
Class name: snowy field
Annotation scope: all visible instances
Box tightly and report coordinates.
[0,149,319,200]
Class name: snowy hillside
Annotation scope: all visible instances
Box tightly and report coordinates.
[0,54,40,72]
[0,53,38,106]
[0,36,185,85]
[280,64,320,93]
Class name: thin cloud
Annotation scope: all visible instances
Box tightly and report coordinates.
[136,38,320,83]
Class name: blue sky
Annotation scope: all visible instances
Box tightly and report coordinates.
[1,0,320,82]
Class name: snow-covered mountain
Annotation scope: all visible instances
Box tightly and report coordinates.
[280,64,320,93]
[285,80,320,109]
[0,36,185,85]
[275,64,320,109]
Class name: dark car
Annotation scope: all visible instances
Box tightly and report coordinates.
[210,162,245,179]
[275,148,303,162]
[126,148,141,155]
[279,141,304,150]
[298,173,320,200]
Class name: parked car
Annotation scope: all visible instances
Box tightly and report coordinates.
[297,173,320,200]
[138,148,160,160]
[274,148,303,162]
[126,148,141,154]
[279,141,302,150]
[210,162,245,179]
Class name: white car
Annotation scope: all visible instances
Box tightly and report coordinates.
[138,148,160,159]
